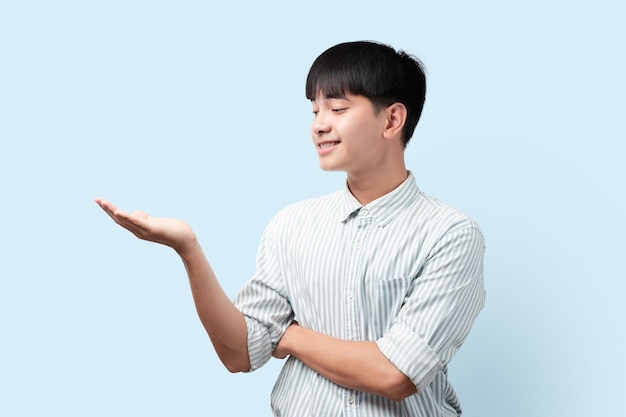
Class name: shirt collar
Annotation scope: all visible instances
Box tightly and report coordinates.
[339,172,420,227]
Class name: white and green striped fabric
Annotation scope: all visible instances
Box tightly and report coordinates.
[234,173,486,417]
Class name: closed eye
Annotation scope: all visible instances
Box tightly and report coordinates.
[332,108,347,113]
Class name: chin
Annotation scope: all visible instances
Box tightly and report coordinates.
[319,162,343,172]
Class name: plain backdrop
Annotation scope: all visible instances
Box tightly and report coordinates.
[1,1,624,416]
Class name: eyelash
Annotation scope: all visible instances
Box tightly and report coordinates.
[311,107,348,117]
[312,108,346,115]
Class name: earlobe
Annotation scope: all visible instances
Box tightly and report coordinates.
[383,103,407,140]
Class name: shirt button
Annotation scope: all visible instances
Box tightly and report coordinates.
[347,396,354,404]
[360,209,369,216]
[354,242,361,250]
[347,291,353,300]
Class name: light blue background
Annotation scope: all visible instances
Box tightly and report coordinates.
[1,1,624,416]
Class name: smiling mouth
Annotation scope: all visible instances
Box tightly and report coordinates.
[318,141,340,149]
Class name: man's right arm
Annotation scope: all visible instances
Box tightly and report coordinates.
[177,239,250,372]
[95,198,250,373]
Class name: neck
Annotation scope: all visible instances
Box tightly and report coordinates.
[347,165,408,205]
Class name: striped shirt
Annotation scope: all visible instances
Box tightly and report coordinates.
[234,172,486,417]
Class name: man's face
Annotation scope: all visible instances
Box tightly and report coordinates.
[310,93,388,175]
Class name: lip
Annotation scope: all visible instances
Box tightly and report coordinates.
[316,140,340,156]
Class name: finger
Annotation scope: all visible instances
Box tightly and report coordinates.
[95,198,120,215]
[95,199,121,223]
[95,198,157,241]
[97,200,136,224]
[96,199,142,230]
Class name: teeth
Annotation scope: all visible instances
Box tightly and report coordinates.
[319,142,338,149]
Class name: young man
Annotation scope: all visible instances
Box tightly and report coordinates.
[96,41,486,416]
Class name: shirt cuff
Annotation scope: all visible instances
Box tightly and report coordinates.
[376,322,443,390]
[243,316,273,372]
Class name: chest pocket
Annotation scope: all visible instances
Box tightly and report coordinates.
[368,275,412,337]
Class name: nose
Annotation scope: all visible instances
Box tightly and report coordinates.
[312,112,331,136]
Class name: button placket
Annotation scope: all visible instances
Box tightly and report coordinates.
[344,216,372,342]
[342,211,371,416]
[343,391,359,416]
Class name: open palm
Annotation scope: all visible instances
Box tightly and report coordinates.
[95,197,196,253]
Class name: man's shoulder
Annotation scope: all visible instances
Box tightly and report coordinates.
[412,190,481,234]
[283,190,342,214]
[270,190,343,223]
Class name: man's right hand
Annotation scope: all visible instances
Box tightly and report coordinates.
[94,197,197,255]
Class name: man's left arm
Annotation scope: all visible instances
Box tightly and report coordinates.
[273,323,416,401]
[273,224,485,401]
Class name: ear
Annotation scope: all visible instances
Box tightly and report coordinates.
[382,103,407,140]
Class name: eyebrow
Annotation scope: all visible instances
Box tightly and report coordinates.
[311,93,350,103]
[325,92,347,99]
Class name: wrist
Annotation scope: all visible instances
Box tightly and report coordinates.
[175,235,200,260]
[281,323,302,356]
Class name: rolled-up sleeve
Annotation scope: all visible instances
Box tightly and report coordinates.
[233,221,294,371]
[376,224,486,390]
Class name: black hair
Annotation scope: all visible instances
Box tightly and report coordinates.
[305,41,426,147]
